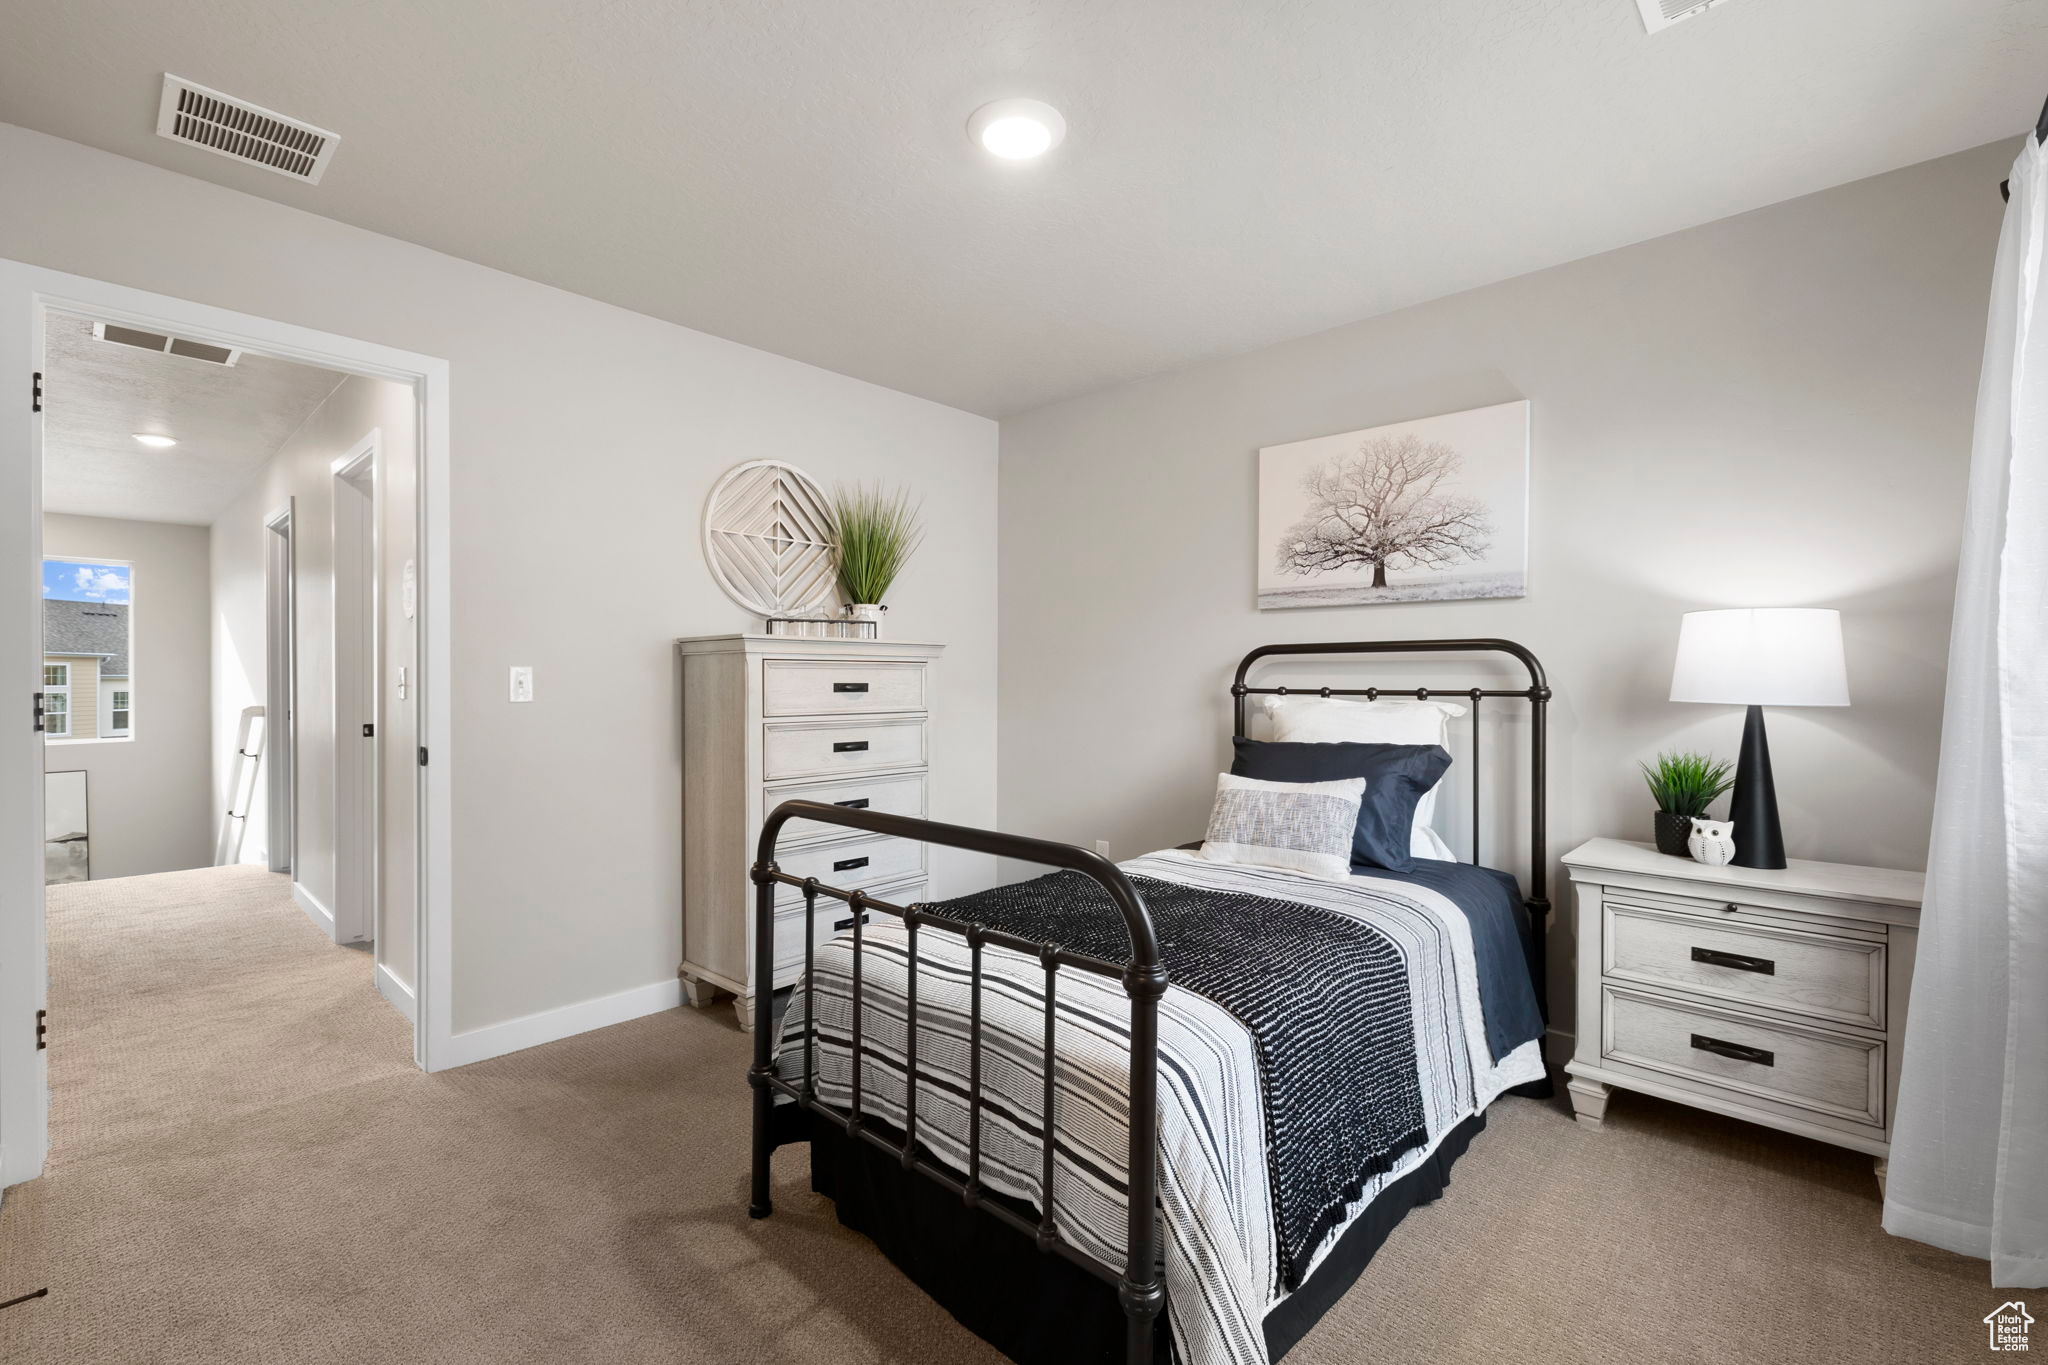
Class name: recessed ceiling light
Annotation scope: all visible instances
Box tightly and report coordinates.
[967,99,1066,161]
[132,434,178,449]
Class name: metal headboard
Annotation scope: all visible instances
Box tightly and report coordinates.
[1230,638,1552,1016]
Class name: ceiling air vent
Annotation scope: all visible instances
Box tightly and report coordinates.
[94,322,241,367]
[155,75,339,184]
[1635,0,1736,33]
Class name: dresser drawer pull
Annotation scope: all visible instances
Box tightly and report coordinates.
[1690,1033,1774,1067]
[832,741,869,753]
[832,856,870,872]
[833,913,870,932]
[1690,946,1775,975]
[832,682,870,693]
[833,798,870,809]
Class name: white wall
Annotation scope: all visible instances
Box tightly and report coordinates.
[211,374,418,988]
[42,513,211,879]
[0,122,999,1037]
[996,140,2011,1028]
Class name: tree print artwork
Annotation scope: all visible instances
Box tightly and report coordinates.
[1258,401,1528,608]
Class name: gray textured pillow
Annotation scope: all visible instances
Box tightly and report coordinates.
[1199,771,1366,880]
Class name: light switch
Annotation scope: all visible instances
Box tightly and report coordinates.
[509,666,534,703]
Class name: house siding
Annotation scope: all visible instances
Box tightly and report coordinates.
[45,654,100,740]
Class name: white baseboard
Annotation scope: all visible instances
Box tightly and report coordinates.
[292,881,335,936]
[437,977,681,1070]
[374,962,417,1022]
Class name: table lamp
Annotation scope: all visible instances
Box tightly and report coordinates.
[1668,608,1849,870]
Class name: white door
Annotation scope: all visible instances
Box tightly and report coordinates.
[331,437,378,946]
[0,260,51,1186]
[265,502,297,876]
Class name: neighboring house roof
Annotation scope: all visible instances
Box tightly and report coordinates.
[43,599,128,676]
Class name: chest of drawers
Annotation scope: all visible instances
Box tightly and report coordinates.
[1561,838,1922,1190]
[678,634,944,1030]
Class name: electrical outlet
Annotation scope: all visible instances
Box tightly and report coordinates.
[509,666,534,703]
[1094,839,1111,858]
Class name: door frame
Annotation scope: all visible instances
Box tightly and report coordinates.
[0,259,456,1191]
[330,433,379,947]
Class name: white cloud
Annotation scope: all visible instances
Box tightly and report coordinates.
[70,566,129,602]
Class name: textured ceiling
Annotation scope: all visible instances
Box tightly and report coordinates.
[42,312,345,525]
[2,1,2044,417]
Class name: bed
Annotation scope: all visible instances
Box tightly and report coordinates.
[745,639,1554,1365]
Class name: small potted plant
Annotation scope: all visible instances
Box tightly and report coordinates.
[832,483,923,632]
[1641,751,1734,857]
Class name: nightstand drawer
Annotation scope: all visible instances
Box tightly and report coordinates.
[1602,987,1883,1127]
[762,659,927,716]
[1604,900,1885,1030]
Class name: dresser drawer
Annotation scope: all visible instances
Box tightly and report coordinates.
[770,773,927,845]
[763,718,926,780]
[763,658,927,717]
[1604,901,1885,1030]
[772,833,926,902]
[1602,987,1883,1127]
[769,878,929,985]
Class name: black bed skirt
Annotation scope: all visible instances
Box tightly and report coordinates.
[781,1104,1491,1364]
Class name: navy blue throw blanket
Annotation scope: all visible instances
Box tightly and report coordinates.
[929,871,1427,1290]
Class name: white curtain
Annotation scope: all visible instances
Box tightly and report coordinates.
[1882,134,2048,1286]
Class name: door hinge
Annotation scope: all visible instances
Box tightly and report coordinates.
[31,371,42,414]
[362,723,374,738]
[36,1008,47,1051]
[31,691,44,733]
[418,746,429,767]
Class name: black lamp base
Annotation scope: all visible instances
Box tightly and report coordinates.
[1729,704,1787,870]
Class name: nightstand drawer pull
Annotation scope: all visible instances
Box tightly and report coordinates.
[832,682,870,693]
[832,740,869,753]
[1690,1033,1774,1067]
[832,856,869,872]
[1690,946,1775,975]
[834,913,870,932]
[833,798,870,809]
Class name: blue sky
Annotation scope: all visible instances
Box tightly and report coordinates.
[42,560,130,604]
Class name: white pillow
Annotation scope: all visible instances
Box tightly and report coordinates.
[1199,771,1364,881]
[1263,695,1464,858]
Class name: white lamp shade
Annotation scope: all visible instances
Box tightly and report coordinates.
[1669,608,1849,707]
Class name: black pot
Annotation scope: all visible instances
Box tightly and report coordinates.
[1653,811,1694,857]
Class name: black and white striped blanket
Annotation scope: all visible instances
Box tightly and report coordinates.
[773,851,1546,1365]
[931,870,1426,1289]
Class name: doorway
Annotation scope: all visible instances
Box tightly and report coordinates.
[0,260,455,1193]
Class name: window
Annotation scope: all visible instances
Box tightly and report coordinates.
[43,662,70,738]
[42,558,131,743]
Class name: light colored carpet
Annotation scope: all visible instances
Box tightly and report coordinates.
[0,865,1990,1363]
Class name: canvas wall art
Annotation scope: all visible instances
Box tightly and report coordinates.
[1258,399,1529,608]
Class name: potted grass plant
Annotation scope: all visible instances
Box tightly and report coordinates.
[832,483,924,633]
[1641,751,1735,857]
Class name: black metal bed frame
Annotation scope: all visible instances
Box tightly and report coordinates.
[747,638,1551,1365]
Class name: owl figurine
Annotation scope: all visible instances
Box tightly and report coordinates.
[1688,818,1736,867]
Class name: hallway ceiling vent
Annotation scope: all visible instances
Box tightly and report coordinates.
[1635,0,1737,33]
[154,74,339,184]
[93,321,242,367]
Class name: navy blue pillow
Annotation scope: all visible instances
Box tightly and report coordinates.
[1230,738,1451,874]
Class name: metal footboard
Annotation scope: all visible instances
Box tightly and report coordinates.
[746,801,1168,1364]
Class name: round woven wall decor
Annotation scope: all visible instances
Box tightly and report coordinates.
[702,460,838,618]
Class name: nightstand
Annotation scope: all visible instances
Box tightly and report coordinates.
[1561,838,1922,1191]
